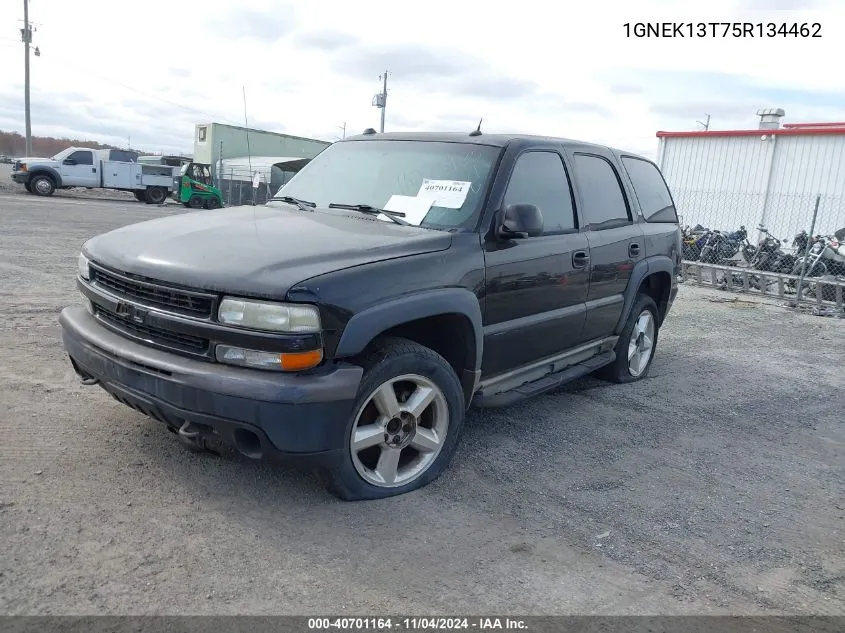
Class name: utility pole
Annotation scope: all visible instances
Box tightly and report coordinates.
[22,0,33,156]
[335,122,346,140]
[372,71,388,133]
[696,113,711,131]
[380,71,387,133]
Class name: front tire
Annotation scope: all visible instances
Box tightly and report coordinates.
[188,195,204,209]
[30,174,56,196]
[597,294,659,384]
[317,337,466,501]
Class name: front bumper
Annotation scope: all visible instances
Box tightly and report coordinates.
[59,306,363,462]
[11,172,27,184]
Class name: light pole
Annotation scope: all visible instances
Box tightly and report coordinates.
[21,0,35,156]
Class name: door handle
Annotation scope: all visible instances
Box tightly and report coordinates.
[92,167,96,173]
[629,242,640,257]
[572,250,590,269]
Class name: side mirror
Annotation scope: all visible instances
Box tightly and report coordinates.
[496,203,543,239]
[63,158,77,165]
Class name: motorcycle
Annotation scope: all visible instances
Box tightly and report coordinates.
[682,224,708,261]
[791,229,845,300]
[698,225,749,263]
[747,226,796,274]
[719,226,796,290]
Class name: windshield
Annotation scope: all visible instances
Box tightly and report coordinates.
[51,148,73,161]
[269,139,500,231]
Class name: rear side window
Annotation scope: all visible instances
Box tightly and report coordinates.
[571,153,631,229]
[622,156,678,223]
[503,151,577,234]
[109,150,137,163]
[67,150,93,165]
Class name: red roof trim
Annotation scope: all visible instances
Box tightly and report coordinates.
[656,127,845,138]
[782,122,845,128]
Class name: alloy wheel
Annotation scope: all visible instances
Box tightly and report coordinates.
[350,374,449,488]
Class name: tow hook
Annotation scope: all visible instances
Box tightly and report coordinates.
[80,376,99,386]
[173,420,222,456]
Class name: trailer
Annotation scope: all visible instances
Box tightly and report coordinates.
[12,147,178,204]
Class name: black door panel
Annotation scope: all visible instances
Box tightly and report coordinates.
[483,233,589,375]
[568,151,641,341]
[481,148,589,377]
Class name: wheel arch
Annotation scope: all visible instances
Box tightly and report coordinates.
[333,288,483,406]
[28,167,62,188]
[615,256,675,333]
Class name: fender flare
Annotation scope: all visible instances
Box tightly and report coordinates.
[614,255,675,334]
[334,288,484,374]
[28,167,63,188]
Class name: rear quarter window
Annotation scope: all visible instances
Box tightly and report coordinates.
[621,156,678,223]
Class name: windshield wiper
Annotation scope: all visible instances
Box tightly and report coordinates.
[328,203,411,226]
[271,195,316,212]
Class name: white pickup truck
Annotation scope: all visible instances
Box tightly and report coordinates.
[12,147,176,204]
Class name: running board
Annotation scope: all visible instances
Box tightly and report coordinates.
[471,350,616,408]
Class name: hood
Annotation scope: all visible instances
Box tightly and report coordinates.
[82,205,453,299]
[15,156,52,164]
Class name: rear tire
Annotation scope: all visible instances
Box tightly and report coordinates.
[30,174,56,196]
[203,197,222,209]
[316,337,465,501]
[144,187,167,204]
[597,294,659,384]
[741,244,757,262]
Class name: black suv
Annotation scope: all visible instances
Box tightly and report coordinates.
[60,131,681,500]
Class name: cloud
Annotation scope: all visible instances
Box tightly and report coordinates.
[294,30,358,50]
[206,7,297,42]
[737,0,822,8]
[610,85,644,95]
[1,0,842,160]
[332,43,539,101]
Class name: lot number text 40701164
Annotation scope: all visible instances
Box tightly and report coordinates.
[623,22,822,38]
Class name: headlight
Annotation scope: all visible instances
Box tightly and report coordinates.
[77,253,90,280]
[218,297,320,333]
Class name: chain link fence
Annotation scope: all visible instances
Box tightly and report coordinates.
[674,189,845,283]
[217,167,276,207]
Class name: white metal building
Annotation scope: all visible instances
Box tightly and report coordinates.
[193,122,329,178]
[656,109,845,239]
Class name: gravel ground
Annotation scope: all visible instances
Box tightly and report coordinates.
[0,192,843,616]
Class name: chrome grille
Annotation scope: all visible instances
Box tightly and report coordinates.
[90,264,214,318]
[94,305,210,356]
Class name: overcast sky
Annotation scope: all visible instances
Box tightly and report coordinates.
[1,0,843,159]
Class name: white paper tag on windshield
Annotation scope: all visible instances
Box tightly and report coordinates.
[384,195,433,225]
[416,179,471,209]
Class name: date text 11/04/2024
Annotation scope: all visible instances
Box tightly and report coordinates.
[623,22,822,38]
[308,618,527,630]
